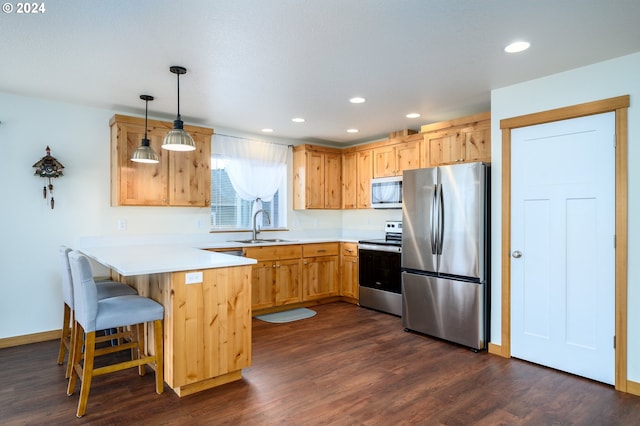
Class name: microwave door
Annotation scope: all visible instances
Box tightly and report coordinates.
[371,177,402,208]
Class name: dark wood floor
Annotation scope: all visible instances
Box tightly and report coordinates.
[2,302,640,425]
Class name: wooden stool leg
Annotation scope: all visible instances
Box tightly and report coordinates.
[154,319,164,394]
[66,321,83,396]
[65,311,76,379]
[57,303,71,365]
[76,330,96,418]
[135,324,146,376]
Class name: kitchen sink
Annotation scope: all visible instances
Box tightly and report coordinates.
[230,238,294,244]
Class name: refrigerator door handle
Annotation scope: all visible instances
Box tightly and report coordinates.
[437,183,445,255]
[430,184,438,254]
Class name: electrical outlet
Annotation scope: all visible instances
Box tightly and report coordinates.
[117,219,127,231]
[185,271,203,284]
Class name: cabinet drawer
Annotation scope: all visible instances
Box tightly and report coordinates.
[303,242,339,257]
[244,245,302,261]
[341,242,358,256]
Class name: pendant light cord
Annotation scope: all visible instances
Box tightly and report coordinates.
[144,98,149,140]
[176,72,181,120]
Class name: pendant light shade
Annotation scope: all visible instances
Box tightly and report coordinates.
[131,95,160,163]
[162,66,196,151]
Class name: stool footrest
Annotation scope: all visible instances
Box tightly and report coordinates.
[92,356,157,376]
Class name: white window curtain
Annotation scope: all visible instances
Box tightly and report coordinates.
[214,135,288,227]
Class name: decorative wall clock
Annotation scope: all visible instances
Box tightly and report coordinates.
[32,146,64,209]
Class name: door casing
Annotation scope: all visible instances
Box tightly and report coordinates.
[494,95,629,392]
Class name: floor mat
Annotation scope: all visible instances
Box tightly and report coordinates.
[255,308,317,323]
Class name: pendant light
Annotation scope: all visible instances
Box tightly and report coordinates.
[162,65,196,151]
[131,95,160,163]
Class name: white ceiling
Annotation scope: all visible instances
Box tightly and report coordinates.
[2,0,640,146]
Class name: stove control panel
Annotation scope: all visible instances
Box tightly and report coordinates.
[385,220,402,234]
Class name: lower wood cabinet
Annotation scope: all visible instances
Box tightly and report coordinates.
[244,245,303,311]
[120,265,252,396]
[274,258,304,305]
[235,242,355,312]
[340,242,359,300]
[302,243,340,301]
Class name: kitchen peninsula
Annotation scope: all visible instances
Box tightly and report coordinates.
[80,244,256,397]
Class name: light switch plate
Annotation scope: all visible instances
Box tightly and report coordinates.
[185,271,203,284]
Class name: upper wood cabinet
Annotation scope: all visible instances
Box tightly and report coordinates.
[421,112,491,167]
[293,144,342,209]
[356,150,373,208]
[341,149,373,209]
[342,152,357,209]
[110,114,212,207]
[372,135,421,178]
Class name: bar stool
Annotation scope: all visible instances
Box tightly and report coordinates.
[66,251,164,418]
[56,246,138,378]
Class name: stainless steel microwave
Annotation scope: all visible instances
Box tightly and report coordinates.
[370,176,402,209]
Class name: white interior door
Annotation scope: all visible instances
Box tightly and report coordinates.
[510,112,615,384]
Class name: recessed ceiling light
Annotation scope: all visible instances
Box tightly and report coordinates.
[261,128,274,133]
[504,41,530,53]
[406,113,421,119]
[349,97,366,104]
[291,117,305,123]
[347,128,359,133]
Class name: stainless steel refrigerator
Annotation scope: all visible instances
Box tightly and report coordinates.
[401,162,489,350]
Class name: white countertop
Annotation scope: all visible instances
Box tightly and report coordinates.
[80,244,257,276]
[78,235,366,276]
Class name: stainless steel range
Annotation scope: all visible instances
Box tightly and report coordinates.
[358,221,402,316]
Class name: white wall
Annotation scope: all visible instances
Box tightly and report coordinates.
[490,52,640,381]
[0,92,400,339]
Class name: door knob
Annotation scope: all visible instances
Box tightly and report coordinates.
[512,250,522,259]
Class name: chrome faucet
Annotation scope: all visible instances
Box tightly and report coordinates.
[252,209,271,241]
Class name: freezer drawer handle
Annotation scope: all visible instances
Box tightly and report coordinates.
[512,250,522,258]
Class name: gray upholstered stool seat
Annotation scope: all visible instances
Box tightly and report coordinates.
[93,295,164,331]
[57,245,138,378]
[66,251,164,418]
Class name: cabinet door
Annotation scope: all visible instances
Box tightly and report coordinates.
[303,255,340,301]
[111,122,169,205]
[464,128,491,163]
[428,133,464,166]
[340,242,358,299]
[396,141,420,173]
[275,258,303,305]
[340,255,358,299]
[372,145,395,178]
[168,131,211,207]
[306,151,325,208]
[324,152,342,208]
[250,261,275,310]
[356,150,372,208]
[342,152,357,209]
